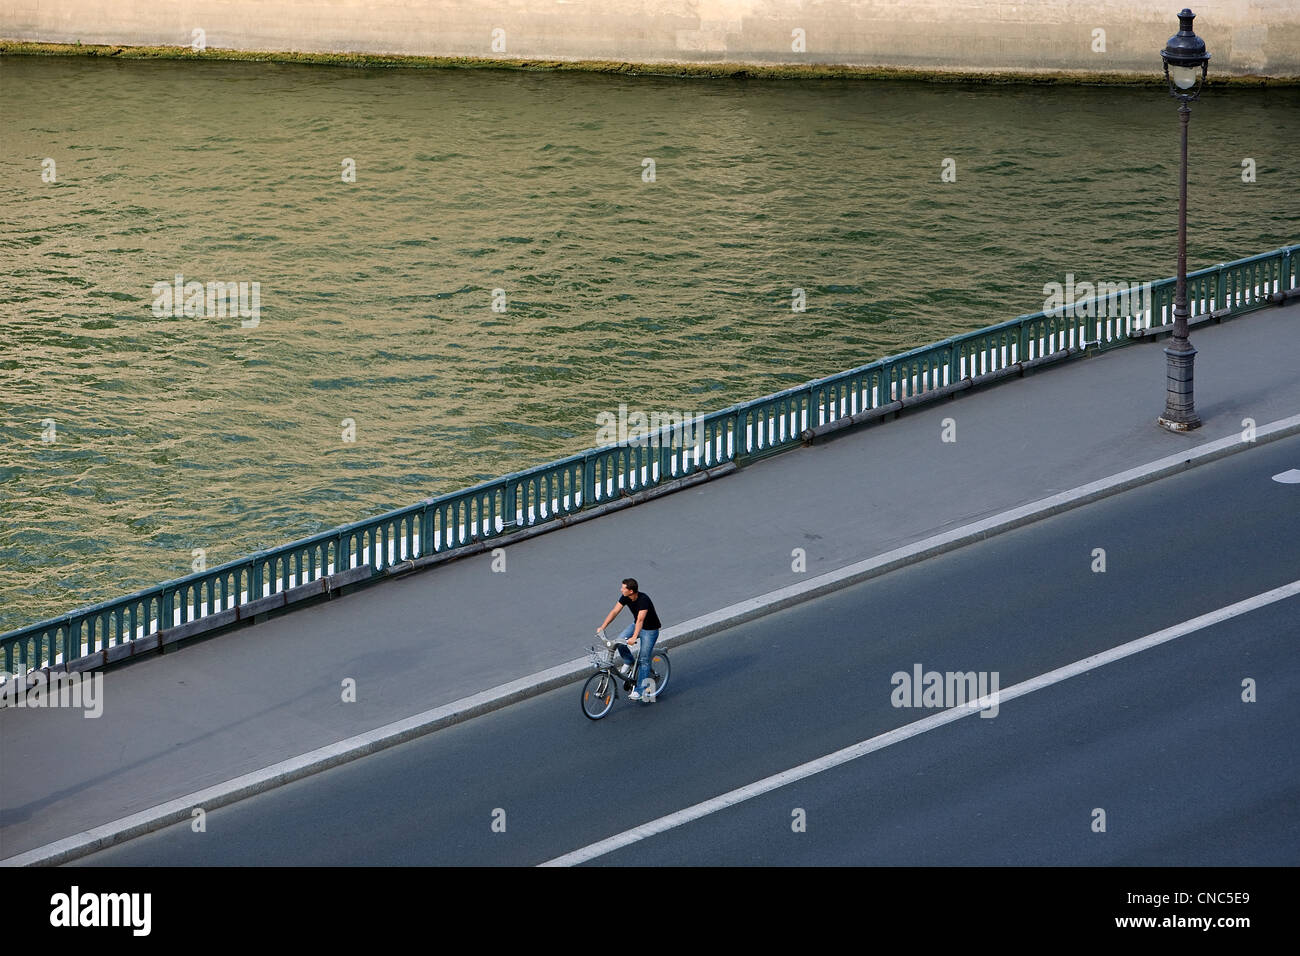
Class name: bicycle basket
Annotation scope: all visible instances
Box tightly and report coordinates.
[589,644,616,668]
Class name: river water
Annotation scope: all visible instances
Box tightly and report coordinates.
[1,55,1297,632]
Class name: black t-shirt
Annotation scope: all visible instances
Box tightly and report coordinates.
[619,592,662,630]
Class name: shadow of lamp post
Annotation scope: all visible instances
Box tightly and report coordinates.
[1157,8,1211,432]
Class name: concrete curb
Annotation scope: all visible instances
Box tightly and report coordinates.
[7,411,1298,867]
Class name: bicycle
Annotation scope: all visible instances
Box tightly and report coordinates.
[581,634,671,720]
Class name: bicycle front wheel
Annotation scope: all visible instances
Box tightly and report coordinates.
[581,672,616,720]
[648,648,670,698]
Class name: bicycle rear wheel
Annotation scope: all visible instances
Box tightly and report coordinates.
[581,672,616,720]
[648,648,670,698]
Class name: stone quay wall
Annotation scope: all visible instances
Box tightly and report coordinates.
[3,1,1297,77]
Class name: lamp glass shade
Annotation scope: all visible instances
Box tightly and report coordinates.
[1170,64,1199,90]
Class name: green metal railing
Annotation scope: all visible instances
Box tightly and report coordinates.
[3,244,1295,677]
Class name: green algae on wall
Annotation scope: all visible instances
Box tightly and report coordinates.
[2,40,1295,86]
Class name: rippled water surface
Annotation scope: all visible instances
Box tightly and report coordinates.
[1,56,1297,631]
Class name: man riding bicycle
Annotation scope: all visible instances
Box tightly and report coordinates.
[596,578,662,702]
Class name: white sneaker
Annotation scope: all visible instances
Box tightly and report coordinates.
[628,689,642,701]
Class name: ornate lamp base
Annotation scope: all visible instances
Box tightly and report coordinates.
[1157,343,1201,431]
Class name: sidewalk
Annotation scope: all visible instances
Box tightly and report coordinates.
[3,301,1298,860]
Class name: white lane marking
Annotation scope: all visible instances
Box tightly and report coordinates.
[1272,469,1300,484]
[541,578,1300,867]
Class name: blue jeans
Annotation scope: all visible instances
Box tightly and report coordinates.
[616,624,660,694]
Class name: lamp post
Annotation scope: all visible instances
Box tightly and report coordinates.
[1157,8,1210,432]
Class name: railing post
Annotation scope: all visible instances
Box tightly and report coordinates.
[500,477,516,527]
[582,453,596,508]
[632,443,645,492]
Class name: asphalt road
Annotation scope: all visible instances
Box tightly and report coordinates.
[74,433,1300,865]
[11,303,1300,863]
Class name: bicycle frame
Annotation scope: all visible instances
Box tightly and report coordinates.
[600,640,657,692]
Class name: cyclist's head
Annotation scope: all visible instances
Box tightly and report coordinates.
[621,578,639,596]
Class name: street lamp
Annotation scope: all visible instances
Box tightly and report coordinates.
[1157,8,1210,432]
